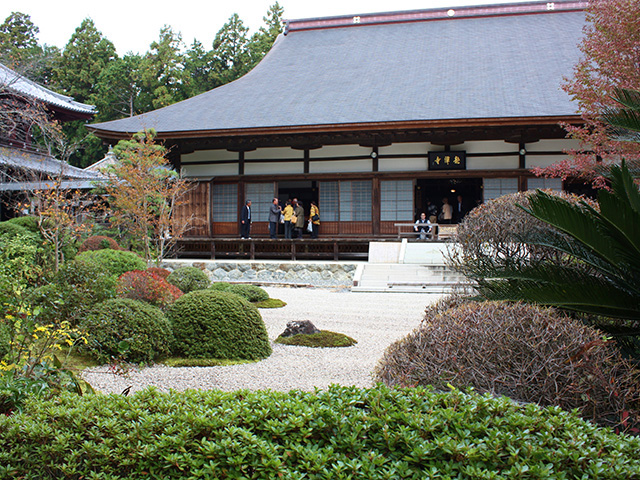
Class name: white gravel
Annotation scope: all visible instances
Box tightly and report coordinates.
[82,287,443,395]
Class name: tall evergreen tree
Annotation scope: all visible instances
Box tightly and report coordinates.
[211,13,250,85]
[184,39,217,97]
[94,54,143,121]
[140,26,187,110]
[52,18,117,168]
[0,12,40,67]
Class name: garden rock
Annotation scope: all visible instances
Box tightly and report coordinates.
[280,320,320,337]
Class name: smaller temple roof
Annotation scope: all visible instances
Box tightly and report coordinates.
[0,63,96,118]
[0,145,103,191]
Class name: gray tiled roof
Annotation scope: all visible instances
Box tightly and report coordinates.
[0,145,103,180]
[0,63,96,115]
[91,5,584,136]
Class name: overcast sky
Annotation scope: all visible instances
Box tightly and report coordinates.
[2,0,527,56]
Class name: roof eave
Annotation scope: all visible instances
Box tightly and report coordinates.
[88,115,583,142]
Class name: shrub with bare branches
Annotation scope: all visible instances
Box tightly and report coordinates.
[375,301,640,431]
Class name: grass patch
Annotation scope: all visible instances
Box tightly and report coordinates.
[160,357,257,367]
[254,298,287,308]
[275,330,357,348]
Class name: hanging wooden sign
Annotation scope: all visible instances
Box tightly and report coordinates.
[428,151,466,170]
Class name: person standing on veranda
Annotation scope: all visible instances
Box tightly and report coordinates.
[309,201,320,239]
[283,199,294,239]
[240,200,252,238]
[268,197,281,239]
[293,200,305,239]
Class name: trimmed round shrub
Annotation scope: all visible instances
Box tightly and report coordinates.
[146,267,171,280]
[0,221,31,238]
[209,281,231,292]
[117,270,183,308]
[78,235,121,252]
[29,259,117,325]
[168,290,271,360]
[76,249,146,278]
[227,284,269,303]
[166,266,210,293]
[375,301,639,429]
[81,298,173,364]
[446,190,598,279]
[5,216,42,234]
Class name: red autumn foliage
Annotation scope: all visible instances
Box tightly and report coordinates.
[146,267,171,280]
[117,270,183,308]
[533,0,640,188]
[78,235,122,252]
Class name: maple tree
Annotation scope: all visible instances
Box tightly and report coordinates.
[533,0,640,188]
[102,129,192,263]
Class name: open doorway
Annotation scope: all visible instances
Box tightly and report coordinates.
[415,178,483,223]
[277,181,317,236]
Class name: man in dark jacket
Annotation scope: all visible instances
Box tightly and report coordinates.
[240,200,252,238]
[268,198,281,239]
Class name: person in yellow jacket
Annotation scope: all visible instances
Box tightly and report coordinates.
[309,201,320,239]
[282,200,294,239]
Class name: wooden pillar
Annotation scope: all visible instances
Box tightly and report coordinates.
[372,176,381,236]
[304,150,310,174]
[239,151,245,175]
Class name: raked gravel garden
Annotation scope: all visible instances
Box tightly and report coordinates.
[82,287,444,394]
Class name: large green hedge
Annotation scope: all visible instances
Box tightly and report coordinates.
[168,290,271,360]
[0,385,638,479]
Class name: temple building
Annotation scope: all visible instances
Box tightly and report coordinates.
[90,0,587,239]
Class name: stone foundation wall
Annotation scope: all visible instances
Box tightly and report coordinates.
[160,260,358,287]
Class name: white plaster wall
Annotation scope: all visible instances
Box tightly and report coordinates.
[182,149,237,162]
[309,159,372,173]
[245,147,302,160]
[311,144,371,158]
[467,156,519,170]
[379,157,428,172]
[462,140,516,154]
[182,163,238,177]
[526,154,569,168]
[379,142,429,155]
[525,138,580,152]
[244,162,305,175]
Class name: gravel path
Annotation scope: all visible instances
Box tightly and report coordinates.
[82,287,443,395]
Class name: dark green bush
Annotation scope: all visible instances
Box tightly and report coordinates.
[28,260,117,325]
[209,281,231,291]
[0,221,31,237]
[81,298,173,364]
[0,321,10,360]
[375,301,640,431]
[166,266,210,293]
[5,216,42,234]
[76,249,146,278]
[276,330,357,347]
[1,385,639,479]
[227,284,269,302]
[168,290,271,360]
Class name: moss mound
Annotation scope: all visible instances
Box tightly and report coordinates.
[81,298,173,364]
[276,330,357,348]
[166,266,210,293]
[168,290,271,360]
[209,281,231,292]
[76,249,146,278]
[255,298,287,308]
